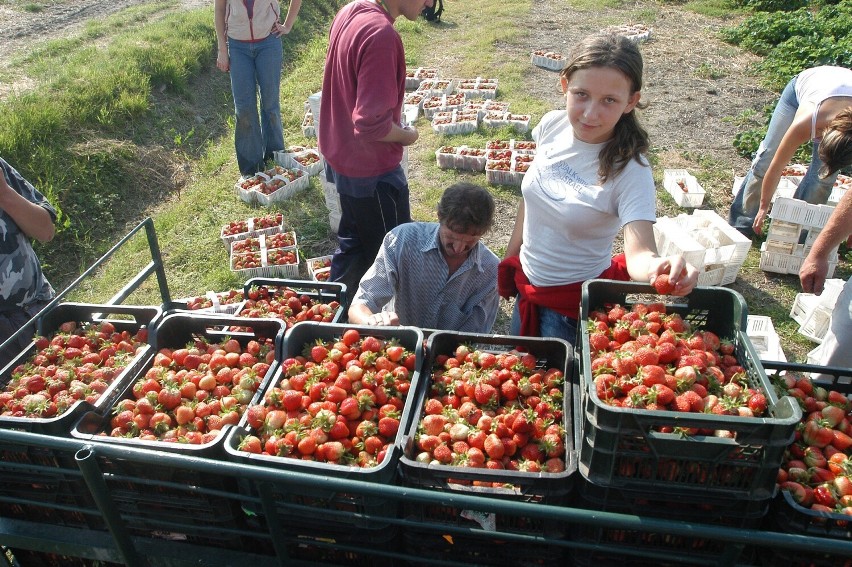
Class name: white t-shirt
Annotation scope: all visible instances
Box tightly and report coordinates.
[519,110,656,287]
[794,66,852,140]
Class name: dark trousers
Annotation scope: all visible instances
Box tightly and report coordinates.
[331,182,411,303]
[0,300,49,372]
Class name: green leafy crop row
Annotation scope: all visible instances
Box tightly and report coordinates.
[720,0,852,159]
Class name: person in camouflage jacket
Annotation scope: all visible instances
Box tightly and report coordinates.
[0,157,57,370]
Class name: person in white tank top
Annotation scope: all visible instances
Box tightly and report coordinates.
[729,65,852,237]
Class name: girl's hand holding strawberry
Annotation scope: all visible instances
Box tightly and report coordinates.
[649,256,698,296]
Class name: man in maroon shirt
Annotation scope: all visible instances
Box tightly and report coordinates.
[319,0,433,298]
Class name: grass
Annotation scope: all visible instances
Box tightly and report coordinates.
[2,0,848,362]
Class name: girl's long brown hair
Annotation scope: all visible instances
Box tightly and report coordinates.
[560,33,650,183]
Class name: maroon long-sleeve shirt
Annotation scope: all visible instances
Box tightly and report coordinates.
[319,1,406,178]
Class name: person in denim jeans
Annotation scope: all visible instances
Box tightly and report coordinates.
[728,66,852,238]
[215,0,302,176]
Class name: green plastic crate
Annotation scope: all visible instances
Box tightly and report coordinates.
[0,303,159,435]
[222,322,424,539]
[578,280,801,500]
[571,476,766,567]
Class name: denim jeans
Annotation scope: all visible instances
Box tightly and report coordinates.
[228,35,285,175]
[729,74,838,235]
[331,181,411,300]
[510,299,579,347]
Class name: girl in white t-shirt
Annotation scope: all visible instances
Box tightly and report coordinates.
[499,33,698,344]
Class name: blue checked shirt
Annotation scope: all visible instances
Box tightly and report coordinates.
[352,222,499,332]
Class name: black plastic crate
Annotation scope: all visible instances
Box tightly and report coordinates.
[570,476,766,567]
[0,438,103,530]
[578,280,801,500]
[758,362,852,567]
[399,331,577,502]
[0,303,159,435]
[223,322,424,538]
[401,500,567,567]
[235,277,347,332]
[66,314,285,550]
[71,313,284,456]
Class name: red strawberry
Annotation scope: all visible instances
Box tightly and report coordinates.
[589,330,611,352]
[651,383,675,406]
[656,342,678,364]
[310,343,328,363]
[474,382,498,406]
[432,443,453,464]
[652,273,675,294]
[747,392,768,416]
[638,365,666,387]
[633,346,660,367]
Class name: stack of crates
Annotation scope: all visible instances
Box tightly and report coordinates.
[397,331,577,566]
[789,279,845,344]
[747,315,786,362]
[759,197,838,276]
[573,280,802,566]
[827,173,850,206]
[759,362,852,567]
[654,209,751,286]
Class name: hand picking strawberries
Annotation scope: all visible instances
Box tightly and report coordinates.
[648,257,696,296]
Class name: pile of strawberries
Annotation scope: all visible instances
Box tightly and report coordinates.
[236,329,417,468]
[0,320,149,419]
[411,343,568,485]
[771,371,852,518]
[231,284,341,331]
[103,336,276,444]
[586,301,770,436]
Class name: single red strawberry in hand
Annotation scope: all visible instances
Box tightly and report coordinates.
[652,273,676,294]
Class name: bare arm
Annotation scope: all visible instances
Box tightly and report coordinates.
[0,174,55,243]
[214,0,229,72]
[377,122,419,146]
[504,199,525,258]
[800,188,852,294]
[753,110,812,235]
[623,221,698,295]
[273,0,302,35]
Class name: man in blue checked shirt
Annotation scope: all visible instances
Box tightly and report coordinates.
[348,182,499,333]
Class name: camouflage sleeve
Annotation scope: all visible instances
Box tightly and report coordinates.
[0,157,57,223]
